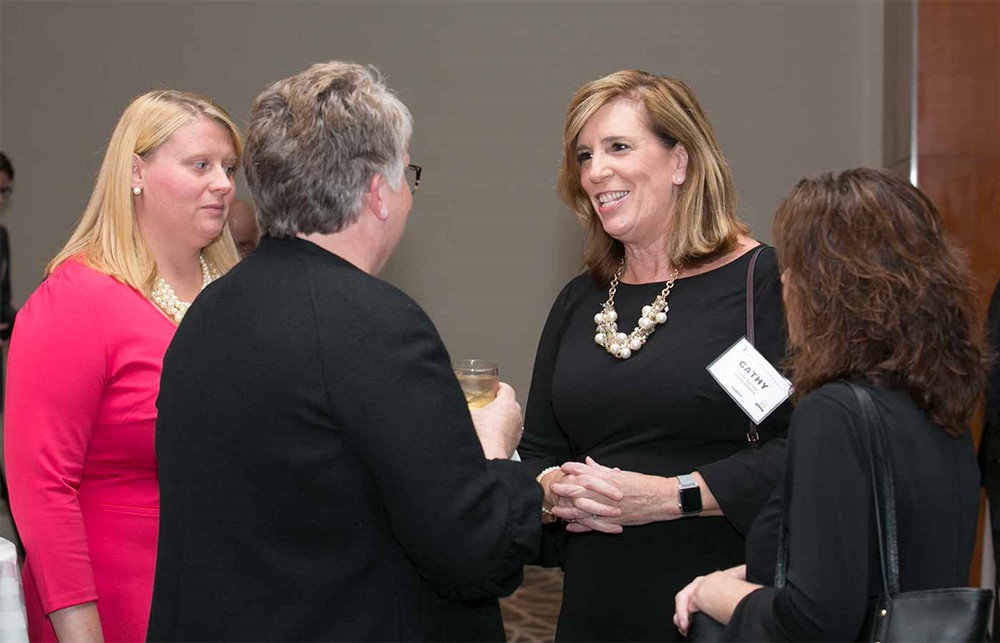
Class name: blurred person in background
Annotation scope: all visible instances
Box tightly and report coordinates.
[979,279,1000,632]
[227,198,261,257]
[0,151,17,539]
[0,152,15,347]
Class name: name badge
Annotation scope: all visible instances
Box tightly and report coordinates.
[706,337,792,425]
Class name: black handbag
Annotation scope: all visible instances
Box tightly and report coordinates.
[687,611,726,642]
[775,382,992,642]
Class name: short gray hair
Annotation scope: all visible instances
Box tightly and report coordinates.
[245,61,413,237]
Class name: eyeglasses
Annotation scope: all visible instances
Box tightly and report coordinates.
[404,164,422,195]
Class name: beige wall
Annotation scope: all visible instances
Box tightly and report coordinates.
[883,0,915,178]
[0,0,883,399]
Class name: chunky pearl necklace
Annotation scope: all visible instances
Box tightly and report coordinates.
[593,261,679,360]
[150,255,219,324]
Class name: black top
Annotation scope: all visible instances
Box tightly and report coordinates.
[1,224,13,414]
[981,281,1000,529]
[520,245,791,641]
[148,237,542,642]
[987,281,1000,424]
[726,382,979,641]
[1,225,14,339]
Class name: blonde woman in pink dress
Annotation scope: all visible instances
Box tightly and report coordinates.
[4,90,242,642]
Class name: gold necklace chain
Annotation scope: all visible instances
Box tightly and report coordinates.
[593,260,679,360]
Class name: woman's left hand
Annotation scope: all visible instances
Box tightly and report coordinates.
[674,565,756,636]
[552,457,674,527]
[673,574,706,636]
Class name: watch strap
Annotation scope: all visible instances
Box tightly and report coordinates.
[677,474,702,516]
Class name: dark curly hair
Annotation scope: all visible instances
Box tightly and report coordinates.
[774,168,987,437]
[0,152,13,179]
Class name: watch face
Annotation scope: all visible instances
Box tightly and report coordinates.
[680,487,703,514]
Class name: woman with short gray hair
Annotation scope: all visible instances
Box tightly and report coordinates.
[246,61,414,238]
[148,61,541,642]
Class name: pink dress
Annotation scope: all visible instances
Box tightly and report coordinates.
[5,258,175,642]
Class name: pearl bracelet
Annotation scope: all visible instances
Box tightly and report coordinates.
[535,466,561,484]
[536,466,561,524]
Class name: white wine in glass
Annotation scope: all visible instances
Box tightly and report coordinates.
[453,359,500,409]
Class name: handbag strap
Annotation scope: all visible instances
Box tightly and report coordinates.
[848,382,900,596]
[775,497,789,587]
[745,245,766,447]
[775,381,900,597]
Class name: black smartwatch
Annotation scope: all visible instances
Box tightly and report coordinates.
[677,474,703,516]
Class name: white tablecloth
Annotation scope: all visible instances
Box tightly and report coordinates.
[0,537,27,643]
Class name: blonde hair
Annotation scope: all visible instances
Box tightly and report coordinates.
[47,90,243,293]
[558,70,747,284]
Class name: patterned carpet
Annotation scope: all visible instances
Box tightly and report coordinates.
[501,566,563,643]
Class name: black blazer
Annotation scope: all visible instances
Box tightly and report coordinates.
[148,236,541,642]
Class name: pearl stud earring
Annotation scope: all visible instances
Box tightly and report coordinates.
[132,186,142,196]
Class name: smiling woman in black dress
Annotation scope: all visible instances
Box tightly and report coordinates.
[519,70,791,642]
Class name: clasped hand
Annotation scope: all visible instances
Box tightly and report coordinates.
[547,456,674,534]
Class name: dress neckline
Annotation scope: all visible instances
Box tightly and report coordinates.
[616,243,765,288]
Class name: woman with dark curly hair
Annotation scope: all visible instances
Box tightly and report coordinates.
[673,168,987,640]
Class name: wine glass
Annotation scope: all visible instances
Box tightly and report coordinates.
[452,359,500,409]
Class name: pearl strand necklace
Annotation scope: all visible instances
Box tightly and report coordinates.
[150,255,218,324]
[593,261,679,360]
